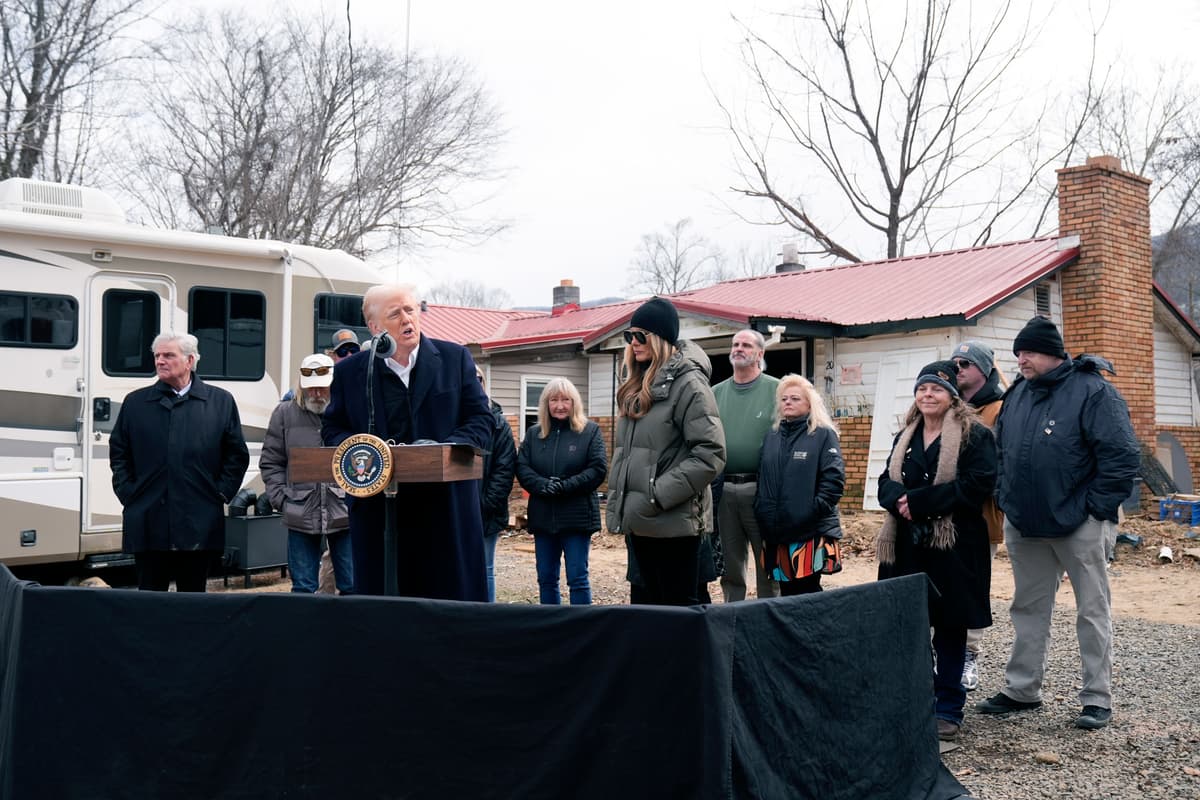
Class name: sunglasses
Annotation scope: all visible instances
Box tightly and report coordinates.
[335,345,359,356]
[622,329,648,345]
[300,366,332,377]
[952,359,973,370]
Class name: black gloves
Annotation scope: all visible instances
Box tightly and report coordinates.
[543,477,563,496]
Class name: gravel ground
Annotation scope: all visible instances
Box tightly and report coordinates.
[944,602,1200,799]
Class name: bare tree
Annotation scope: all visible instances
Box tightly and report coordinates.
[0,0,152,181]
[710,239,778,282]
[123,10,506,257]
[723,0,1091,263]
[426,279,511,309]
[627,218,724,295]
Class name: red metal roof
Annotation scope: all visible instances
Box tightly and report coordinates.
[675,236,1079,328]
[419,304,545,346]
[458,236,1082,350]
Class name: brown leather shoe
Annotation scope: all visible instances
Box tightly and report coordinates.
[936,719,960,740]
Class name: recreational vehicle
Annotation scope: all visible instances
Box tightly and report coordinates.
[0,179,380,578]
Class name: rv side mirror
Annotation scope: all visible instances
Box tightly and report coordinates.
[93,397,111,422]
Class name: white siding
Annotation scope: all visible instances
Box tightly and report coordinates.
[482,355,589,421]
[1154,319,1196,426]
[588,352,620,418]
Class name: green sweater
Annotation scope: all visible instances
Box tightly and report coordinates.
[712,373,779,474]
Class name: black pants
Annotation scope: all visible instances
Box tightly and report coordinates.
[135,551,215,592]
[629,535,700,606]
[779,573,823,596]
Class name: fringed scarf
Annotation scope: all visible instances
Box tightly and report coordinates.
[876,408,965,564]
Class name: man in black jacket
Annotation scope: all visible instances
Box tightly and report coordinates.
[476,366,516,602]
[109,332,249,591]
[976,317,1139,730]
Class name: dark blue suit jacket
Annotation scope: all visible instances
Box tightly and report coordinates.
[322,335,492,599]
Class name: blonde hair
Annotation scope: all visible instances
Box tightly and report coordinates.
[362,283,420,327]
[537,377,587,436]
[615,333,675,419]
[773,374,838,435]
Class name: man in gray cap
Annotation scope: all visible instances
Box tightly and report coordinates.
[329,329,361,362]
[951,340,1005,691]
[976,316,1139,731]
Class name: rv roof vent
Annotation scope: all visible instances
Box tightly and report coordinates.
[0,178,126,224]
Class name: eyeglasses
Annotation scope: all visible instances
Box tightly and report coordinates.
[622,329,648,345]
[952,359,973,370]
[300,366,332,377]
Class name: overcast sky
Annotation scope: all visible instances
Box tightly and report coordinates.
[288,0,1200,308]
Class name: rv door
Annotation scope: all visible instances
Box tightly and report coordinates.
[83,274,175,544]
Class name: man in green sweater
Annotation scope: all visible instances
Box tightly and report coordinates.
[712,329,780,601]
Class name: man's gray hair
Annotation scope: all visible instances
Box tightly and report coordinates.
[735,328,767,371]
[151,331,201,364]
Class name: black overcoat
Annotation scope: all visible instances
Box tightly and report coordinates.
[877,420,996,630]
[321,335,492,600]
[109,375,249,553]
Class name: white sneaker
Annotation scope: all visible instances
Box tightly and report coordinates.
[961,651,980,691]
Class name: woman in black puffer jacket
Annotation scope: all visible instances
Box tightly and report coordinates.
[754,374,845,595]
[516,377,608,605]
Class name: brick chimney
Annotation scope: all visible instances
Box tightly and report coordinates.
[551,279,581,316]
[1057,154,1155,446]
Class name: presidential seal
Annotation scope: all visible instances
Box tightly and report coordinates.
[331,433,393,497]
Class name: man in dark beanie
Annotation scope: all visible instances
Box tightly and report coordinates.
[977,316,1139,731]
[628,296,679,345]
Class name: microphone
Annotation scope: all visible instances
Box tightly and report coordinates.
[372,331,397,360]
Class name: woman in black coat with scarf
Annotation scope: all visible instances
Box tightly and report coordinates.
[876,360,996,742]
[516,377,607,605]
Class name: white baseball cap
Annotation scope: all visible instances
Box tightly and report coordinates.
[299,353,335,388]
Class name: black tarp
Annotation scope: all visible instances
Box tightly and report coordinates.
[0,566,966,799]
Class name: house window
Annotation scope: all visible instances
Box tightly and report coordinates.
[520,376,552,438]
[102,289,159,375]
[189,287,265,380]
[315,292,370,353]
[1035,283,1052,316]
[0,291,77,348]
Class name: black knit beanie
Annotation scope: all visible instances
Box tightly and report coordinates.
[629,297,679,345]
[1012,316,1067,358]
[913,360,960,397]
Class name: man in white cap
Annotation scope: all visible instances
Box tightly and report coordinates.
[260,353,354,593]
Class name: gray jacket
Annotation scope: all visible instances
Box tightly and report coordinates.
[606,340,726,538]
[260,397,349,535]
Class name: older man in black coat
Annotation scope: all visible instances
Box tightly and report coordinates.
[322,284,492,600]
[109,332,249,592]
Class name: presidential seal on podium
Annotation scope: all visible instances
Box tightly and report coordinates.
[331,433,393,497]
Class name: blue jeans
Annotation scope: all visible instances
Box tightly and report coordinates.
[289,531,353,594]
[932,624,968,724]
[483,532,499,602]
[534,532,592,605]
[325,531,354,594]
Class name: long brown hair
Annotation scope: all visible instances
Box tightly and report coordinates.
[616,333,675,419]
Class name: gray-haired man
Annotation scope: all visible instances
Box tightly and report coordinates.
[712,329,779,601]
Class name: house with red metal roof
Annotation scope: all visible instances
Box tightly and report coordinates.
[434,156,1200,509]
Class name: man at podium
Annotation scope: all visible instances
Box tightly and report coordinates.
[322,284,493,600]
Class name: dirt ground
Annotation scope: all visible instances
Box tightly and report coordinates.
[491,511,1200,625]
[211,509,1198,626]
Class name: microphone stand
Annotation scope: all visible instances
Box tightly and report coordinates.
[366,332,401,597]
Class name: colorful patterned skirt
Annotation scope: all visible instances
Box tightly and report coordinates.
[764,537,843,582]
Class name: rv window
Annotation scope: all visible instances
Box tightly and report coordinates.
[190,287,266,380]
[0,291,77,349]
[102,289,159,375]
[314,293,369,352]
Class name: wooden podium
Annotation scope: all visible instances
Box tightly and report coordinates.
[288,442,482,596]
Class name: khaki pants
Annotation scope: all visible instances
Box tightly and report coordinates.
[1002,517,1113,709]
[717,481,778,602]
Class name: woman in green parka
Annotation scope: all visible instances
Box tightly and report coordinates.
[605,297,726,606]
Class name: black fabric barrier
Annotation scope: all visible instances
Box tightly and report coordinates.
[0,566,966,800]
